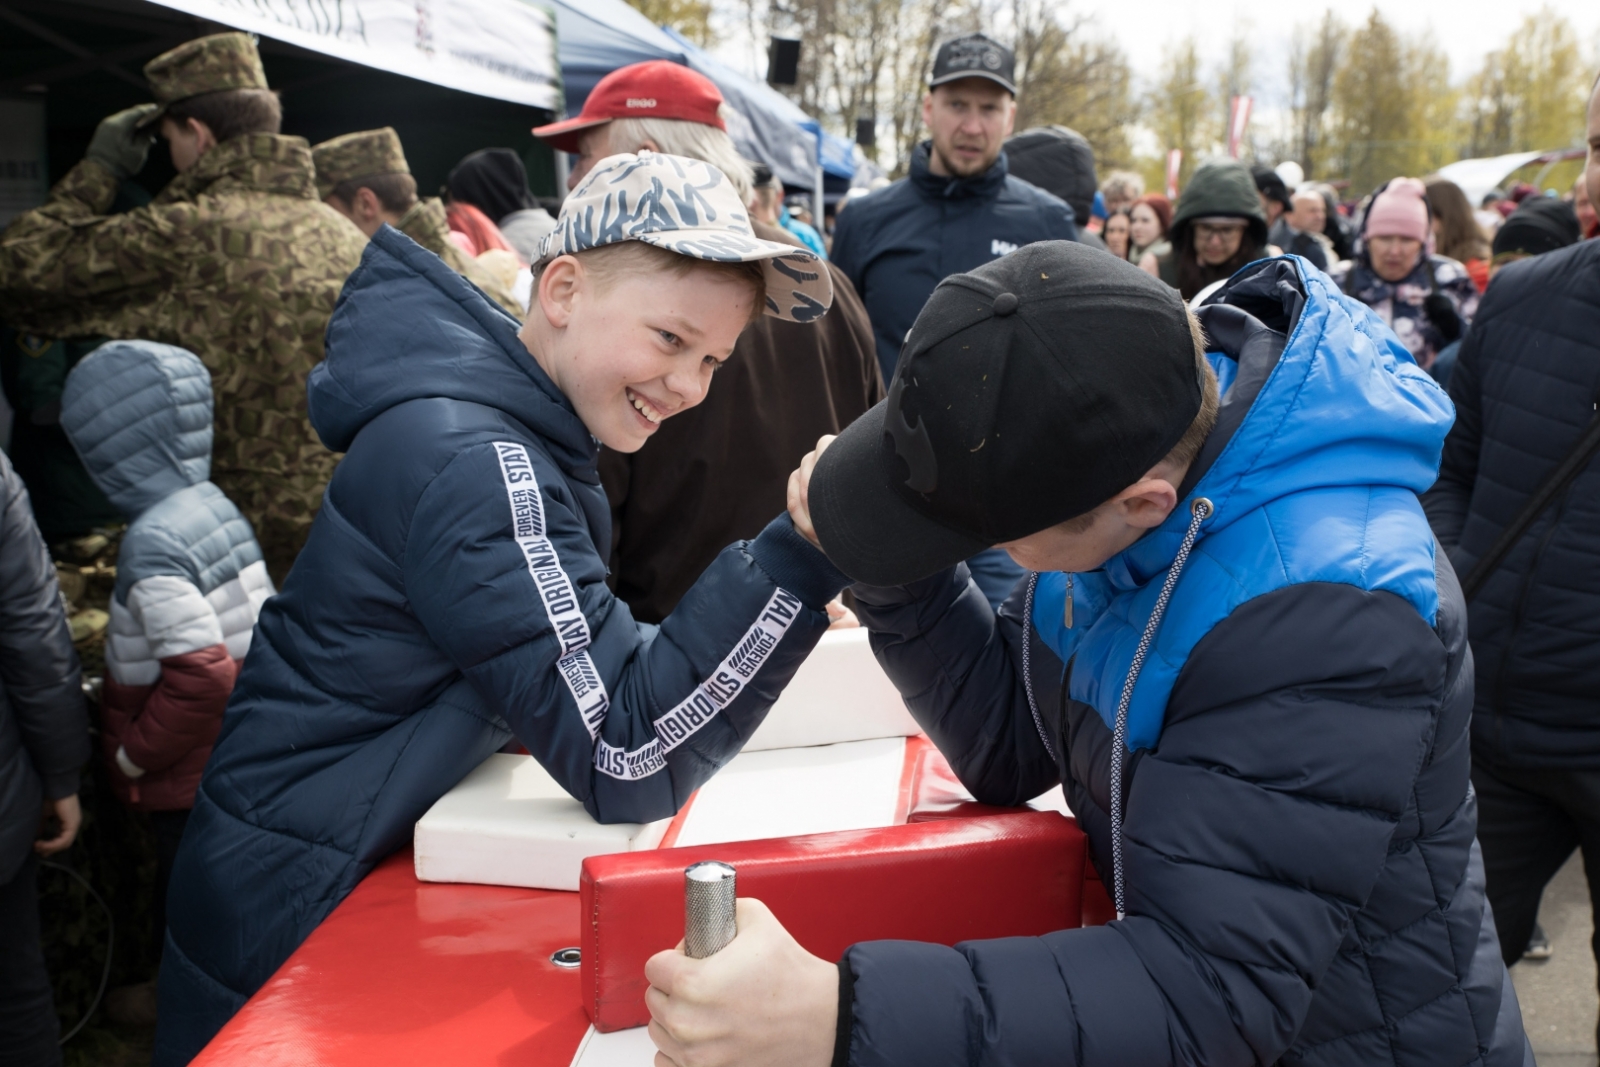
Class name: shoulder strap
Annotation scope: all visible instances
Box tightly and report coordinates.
[1461,405,1600,601]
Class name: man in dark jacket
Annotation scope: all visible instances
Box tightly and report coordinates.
[0,453,89,1067]
[532,62,884,623]
[1423,80,1600,986]
[644,243,1531,1067]
[829,33,1076,608]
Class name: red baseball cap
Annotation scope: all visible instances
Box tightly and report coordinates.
[533,60,725,153]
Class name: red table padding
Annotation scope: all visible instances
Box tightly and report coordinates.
[192,849,591,1067]
[580,810,1084,1032]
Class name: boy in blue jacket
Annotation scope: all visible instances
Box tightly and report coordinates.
[153,152,847,1063]
[645,243,1531,1066]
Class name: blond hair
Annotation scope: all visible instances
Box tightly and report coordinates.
[605,107,755,204]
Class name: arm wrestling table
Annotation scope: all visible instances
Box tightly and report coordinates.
[190,633,1114,1066]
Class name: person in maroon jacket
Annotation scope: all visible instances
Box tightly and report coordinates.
[60,340,273,1022]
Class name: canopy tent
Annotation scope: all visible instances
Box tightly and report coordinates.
[546,0,855,194]
[1434,148,1587,206]
[2,0,566,197]
[146,0,560,109]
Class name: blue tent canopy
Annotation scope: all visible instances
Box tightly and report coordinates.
[544,0,853,189]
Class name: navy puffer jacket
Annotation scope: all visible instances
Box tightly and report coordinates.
[153,226,846,1064]
[841,259,1530,1066]
[830,142,1078,385]
[1424,238,1600,769]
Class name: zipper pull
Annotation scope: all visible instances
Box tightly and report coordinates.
[1064,575,1074,629]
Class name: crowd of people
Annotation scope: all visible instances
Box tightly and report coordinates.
[0,21,1597,1067]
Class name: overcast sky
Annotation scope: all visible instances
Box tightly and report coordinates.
[1095,0,1600,101]
[713,1,1600,106]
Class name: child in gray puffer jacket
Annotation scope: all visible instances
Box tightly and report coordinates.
[60,340,271,973]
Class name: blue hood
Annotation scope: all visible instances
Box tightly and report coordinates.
[1114,256,1450,589]
[59,340,213,517]
[308,225,596,477]
[1034,256,1454,749]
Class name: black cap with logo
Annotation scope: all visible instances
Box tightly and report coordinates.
[810,241,1200,588]
[928,33,1017,95]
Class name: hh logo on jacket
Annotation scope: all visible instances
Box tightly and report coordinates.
[991,239,1019,257]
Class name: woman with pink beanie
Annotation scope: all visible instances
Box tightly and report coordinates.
[1331,177,1479,372]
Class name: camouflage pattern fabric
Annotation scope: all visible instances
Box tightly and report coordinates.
[398,197,525,319]
[539,151,832,322]
[0,134,368,582]
[310,127,409,200]
[139,32,269,128]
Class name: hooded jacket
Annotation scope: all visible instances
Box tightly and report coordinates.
[1424,237,1600,769]
[0,453,88,885]
[61,342,271,812]
[830,141,1078,385]
[152,226,848,1065]
[1156,158,1269,298]
[841,258,1529,1066]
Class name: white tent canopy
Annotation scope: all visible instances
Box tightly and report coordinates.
[1434,151,1549,206]
[144,0,561,111]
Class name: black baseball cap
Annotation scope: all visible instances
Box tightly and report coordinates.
[810,241,1200,588]
[928,33,1016,95]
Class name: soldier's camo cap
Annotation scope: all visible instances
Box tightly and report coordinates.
[138,32,269,129]
[539,151,831,323]
[311,128,410,199]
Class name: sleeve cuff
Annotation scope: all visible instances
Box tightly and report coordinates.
[40,769,82,801]
[833,959,855,1067]
[115,745,147,779]
[747,513,852,611]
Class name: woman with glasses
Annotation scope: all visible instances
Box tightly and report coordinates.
[1142,159,1268,301]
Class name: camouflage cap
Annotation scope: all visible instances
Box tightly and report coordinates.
[539,151,832,323]
[311,128,411,200]
[138,32,269,128]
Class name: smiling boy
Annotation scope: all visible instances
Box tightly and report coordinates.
[151,152,843,1064]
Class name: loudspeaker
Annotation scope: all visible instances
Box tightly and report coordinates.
[855,117,875,148]
[768,37,801,86]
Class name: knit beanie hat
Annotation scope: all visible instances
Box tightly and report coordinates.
[1365,178,1430,242]
[1492,197,1580,259]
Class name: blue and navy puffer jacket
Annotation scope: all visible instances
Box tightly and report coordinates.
[153,226,847,1065]
[842,258,1530,1066]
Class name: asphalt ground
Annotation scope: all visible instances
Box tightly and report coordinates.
[1513,851,1598,1066]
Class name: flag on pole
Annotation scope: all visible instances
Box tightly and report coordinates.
[1227,95,1253,159]
[1165,149,1183,201]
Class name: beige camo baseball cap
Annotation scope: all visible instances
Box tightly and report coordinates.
[138,32,269,129]
[538,151,833,323]
[311,128,411,200]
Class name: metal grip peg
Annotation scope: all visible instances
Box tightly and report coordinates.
[684,861,737,959]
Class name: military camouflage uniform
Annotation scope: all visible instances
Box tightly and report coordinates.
[312,127,523,318]
[0,139,366,581]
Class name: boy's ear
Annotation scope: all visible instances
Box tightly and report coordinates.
[1112,475,1180,531]
[538,255,582,329]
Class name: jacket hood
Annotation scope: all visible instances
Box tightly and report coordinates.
[1104,256,1452,593]
[909,141,1009,201]
[1172,158,1268,248]
[308,225,595,476]
[60,341,213,517]
[1004,126,1097,220]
